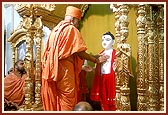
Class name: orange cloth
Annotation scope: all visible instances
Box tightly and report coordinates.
[41,20,87,111]
[4,73,27,105]
[65,6,82,20]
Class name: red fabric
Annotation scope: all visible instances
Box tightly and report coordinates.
[90,50,104,101]
[4,73,27,105]
[77,70,89,102]
[90,64,101,101]
[90,49,116,111]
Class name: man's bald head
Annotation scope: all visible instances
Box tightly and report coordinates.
[73,101,93,111]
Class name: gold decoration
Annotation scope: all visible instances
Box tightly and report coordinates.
[112,4,132,111]
[136,4,164,111]
[157,5,164,111]
[111,4,121,111]
[136,4,147,111]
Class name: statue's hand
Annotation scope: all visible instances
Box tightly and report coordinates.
[82,65,93,72]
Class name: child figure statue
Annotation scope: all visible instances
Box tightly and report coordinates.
[90,31,116,111]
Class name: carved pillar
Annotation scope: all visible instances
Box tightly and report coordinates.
[136,4,147,111]
[146,6,159,110]
[115,7,122,111]
[145,5,161,111]
[110,4,121,46]
[33,17,43,109]
[156,5,164,111]
[117,4,131,111]
[150,5,160,111]
[23,16,35,110]
[110,4,121,111]
[146,21,156,111]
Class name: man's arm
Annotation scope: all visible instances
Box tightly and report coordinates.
[76,51,109,64]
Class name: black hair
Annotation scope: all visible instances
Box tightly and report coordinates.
[14,60,26,75]
[103,31,115,40]
[14,60,24,68]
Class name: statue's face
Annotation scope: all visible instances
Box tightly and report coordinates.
[102,35,114,50]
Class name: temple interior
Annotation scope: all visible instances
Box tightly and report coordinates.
[3,3,165,111]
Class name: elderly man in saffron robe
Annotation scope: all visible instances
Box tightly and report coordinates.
[41,6,109,111]
[4,60,27,110]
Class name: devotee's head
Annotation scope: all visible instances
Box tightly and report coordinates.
[65,6,82,29]
[14,60,26,74]
[102,31,115,50]
[73,101,93,111]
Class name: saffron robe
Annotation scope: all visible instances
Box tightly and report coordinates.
[90,49,116,111]
[4,73,27,105]
[41,20,87,111]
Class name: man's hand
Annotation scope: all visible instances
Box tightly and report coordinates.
[97,54,110,64]
[76,51,109,64]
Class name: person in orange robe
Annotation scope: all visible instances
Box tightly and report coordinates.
[41,6,109,111]
[90,32,117,111]
[4,60,27,109]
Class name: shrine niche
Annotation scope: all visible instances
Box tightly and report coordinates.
[8,29,27,65]
[7,14,44,111]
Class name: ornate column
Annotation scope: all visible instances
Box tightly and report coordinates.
[33,17,43,110]
[110,4,121,46]
[156,5,164,111]
[146,21,157,111]
[23,15,35,110]
[146,5,159,111]
[136,4,147,111]
[110,4,121,111]
[146,6,159,110]
[116,4,132,111]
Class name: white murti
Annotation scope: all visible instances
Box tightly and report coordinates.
[101,34,115,74]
